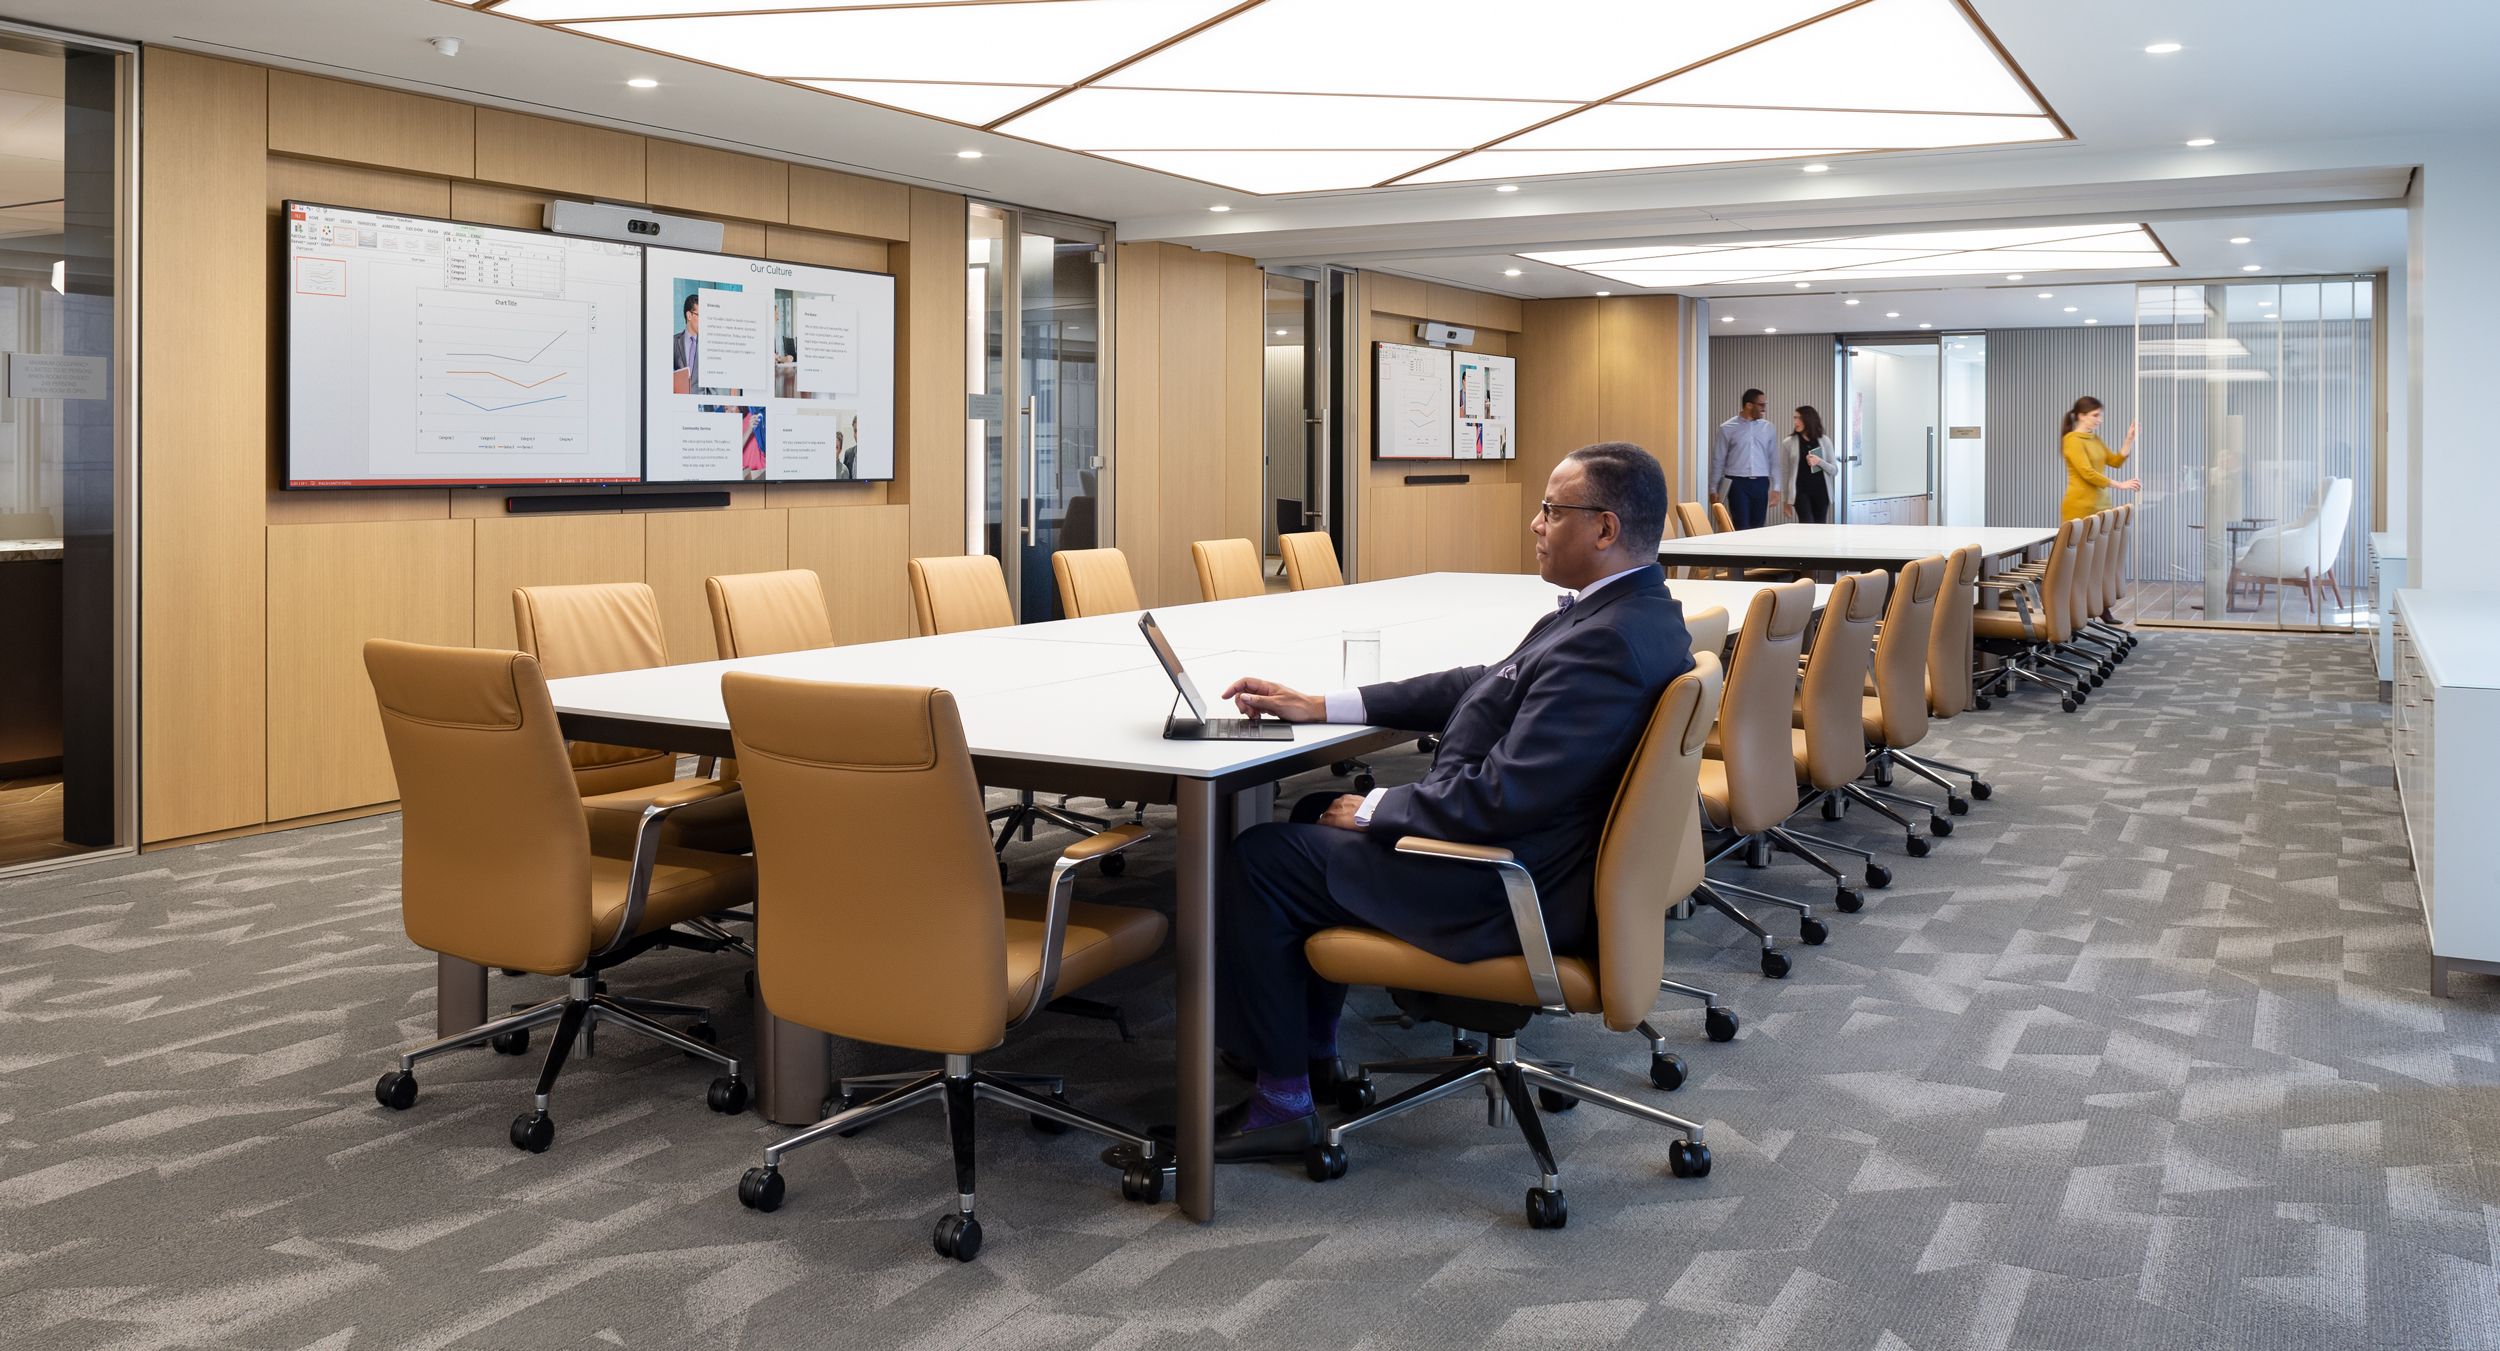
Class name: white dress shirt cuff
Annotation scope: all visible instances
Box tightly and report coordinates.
[1353,787,1388,827]
[1323,689,1368,724]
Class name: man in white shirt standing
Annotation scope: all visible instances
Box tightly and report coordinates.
[1710,387,1779,530]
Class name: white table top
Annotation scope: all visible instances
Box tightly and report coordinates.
[0,536,62,562]
[549,571,1820,780]
[2371,531,2408,562]
[2396,590,2500,690]
[1657,522,2057,562]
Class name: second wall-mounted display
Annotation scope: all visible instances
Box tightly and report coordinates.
[1372,340,1517,462]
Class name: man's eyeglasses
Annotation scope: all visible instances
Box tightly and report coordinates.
[1537,500,1610,523]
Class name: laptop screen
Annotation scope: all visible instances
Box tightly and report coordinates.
[1137,612,1210,723]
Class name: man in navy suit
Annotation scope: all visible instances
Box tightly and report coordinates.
[1210,442,1695,1161]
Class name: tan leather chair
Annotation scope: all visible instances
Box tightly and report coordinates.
[1279,531,1343,591]
[1697,582,1844,944]
[2070,507,2137,666]
[1900,544,1996,804]
[1672,501,1715,539]
[1684,605,1730,661]
[1051,547,1141,618]
[1708,501,1737,534]
[719,675,1167,1258]
[1190,538,1266,603]
[1973,518,2091,711]
[706,568,833,658]
[1850,553,1958,853]
[909,554,1016,636]
[1777,570,1900,887]
[1302,653,1726,1222]
[513,581,751,864]
[363,640,752,1152]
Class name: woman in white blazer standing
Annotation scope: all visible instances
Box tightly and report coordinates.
[1782,404,1835,523]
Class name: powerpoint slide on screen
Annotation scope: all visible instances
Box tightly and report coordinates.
[644,247,896,483]
[283,202,643,487]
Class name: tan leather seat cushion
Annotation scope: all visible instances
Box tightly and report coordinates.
[1003,894,1168,1012]
[1971,609,2035,641]
[580,783,753,857]
[587,846,754,949]
[1697,757,1732,828]
[1304,927,1599,1014]
[1861,695,1887,744]
[1789,727,1811,781]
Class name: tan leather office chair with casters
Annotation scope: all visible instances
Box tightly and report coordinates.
[706,568,833,659]
[1051,547,1142,618]
[908,553,1132,869]
[1190,538,1267,603]
[1302,654,1726,1226]
[1850,553,1960,852]
[2066,509,2135,670]
[2095,503,2141,653]
[719,675,1168,1259]
[1279,531,1343,591]
[1901,543,1995,805]
[1777,570,1902,890]
[363,640,753,1152]
[1698,581,1848,944]
[1973,518,2091,712]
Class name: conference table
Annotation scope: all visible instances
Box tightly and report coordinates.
[439,569,1819,1223]
[1657,522,2057,576]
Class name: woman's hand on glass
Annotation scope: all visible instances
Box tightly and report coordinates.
[2117,478,2143,491]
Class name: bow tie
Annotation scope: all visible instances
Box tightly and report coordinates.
[1555,593,1577,613]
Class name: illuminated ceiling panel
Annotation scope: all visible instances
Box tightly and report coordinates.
[1522,224,2176,289]
[467,0,2070,196]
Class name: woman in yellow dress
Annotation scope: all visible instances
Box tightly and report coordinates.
[2059,395,2141,522]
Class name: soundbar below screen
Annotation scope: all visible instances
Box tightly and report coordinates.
[283,202,644,488]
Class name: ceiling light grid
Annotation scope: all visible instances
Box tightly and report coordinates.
[460,0,2070,195]
[1521,223,2175,290]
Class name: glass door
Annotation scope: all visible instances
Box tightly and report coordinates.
[1263,269,1324,577]
[967,204,1109,622]
[1839,338,1940,525]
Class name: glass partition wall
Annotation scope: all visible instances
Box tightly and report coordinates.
[0,27,132,877]
[2130,279,2374,630]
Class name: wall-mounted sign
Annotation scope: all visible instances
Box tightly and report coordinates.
[1948,425,1983,439]
[6,353,110,401]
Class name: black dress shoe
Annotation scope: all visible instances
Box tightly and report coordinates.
[1210,1100,1317,1163]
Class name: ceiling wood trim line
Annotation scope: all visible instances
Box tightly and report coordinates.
[1954,0,2075,141]
[531,0,1096,21]
[978,0,1269,130]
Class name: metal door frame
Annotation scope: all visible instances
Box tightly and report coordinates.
[1261,264,1329,564]
[1833,332,1947,524]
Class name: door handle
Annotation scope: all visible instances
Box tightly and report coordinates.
[1019,396,1038,546]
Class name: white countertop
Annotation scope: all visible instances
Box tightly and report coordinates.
[2371,531,2408,562]
[0,536,62,561]
[2396,590,2500,690]
[1657,522,2057,562]
[550,571,1820,780]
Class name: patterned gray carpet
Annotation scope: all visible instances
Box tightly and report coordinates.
[3,628,2492,1351]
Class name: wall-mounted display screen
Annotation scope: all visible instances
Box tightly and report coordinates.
[1453,351,1517,461]
[1374,341,1454,460]
[283,201,644,488]
[643,246,896,483]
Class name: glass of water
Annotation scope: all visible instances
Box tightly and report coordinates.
[1341,629,1382,686]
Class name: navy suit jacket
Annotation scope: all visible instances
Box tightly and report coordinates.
[1333,564,1694,961]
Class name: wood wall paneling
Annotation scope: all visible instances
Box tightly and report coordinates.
[899,187,969,560]
[1518,295,1683,509]
[449,181,556,231]
[267,156,450,217]
[266,519,475,821]
[645,508,790,661]
[473,514,647,650]
[473,108,645,202]
[761,226,890,274]
[789,166,911,243]
[141,52,270,842]
[646,140,787,223]
[1155,247,1229,610]
[1223,256,1263,549]
[1367,273,1428,321]
[266,71,474,179]
[1112,242,1163,604]
[787,504,912,644]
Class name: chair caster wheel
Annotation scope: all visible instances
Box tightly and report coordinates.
[1972,696,1991,710]
[490,1028,530,1055]
[738,1166,785,1212]
[933,1213,983,1262]
[1947,795,1970,816]
[1905,835,1932,858]
[1651,1051,1689,1090]
[1866,863,1892,889]
[1354,774,1376,793]
[1536,1087,1579,1113]
[1970,781,1993,801]
[707,1076,748,1114]
[374,1071,417,1110]
[2089,673,2106,688]
[1416,736,1439,754]
[2072,688,2089,703]
[1121,1161,1164,1203]
[509,1112,554,1153]
[1331,760,1356,776]
[1304,1142,1348,1182]
[1030,1092,1073,1134]
[1669,1138,1712,1179]
[1800,916,1829,945]
[1336,1076,1377,1113]
[1099,853,1126,878]
[1760,949,1791,979]
[1525,1187,1569,1229]
[1930,816,1953,837]
[1704,1006,1739,1043]
[2060,697,2077,713]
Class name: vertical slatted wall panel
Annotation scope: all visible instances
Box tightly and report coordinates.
[1707,335,1836,473]
[1983,324,2136,529]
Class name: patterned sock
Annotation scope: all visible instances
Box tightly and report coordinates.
[1243,1072,1313,1129]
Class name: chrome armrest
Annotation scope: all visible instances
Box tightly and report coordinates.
[1394,836,1567,1012]
[594,780,744,960]
[1975,578,2038,639]
[1008,823,1151,1030]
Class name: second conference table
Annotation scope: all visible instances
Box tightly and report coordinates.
[511,570,1822,1222]
[1657,522,2057,576]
